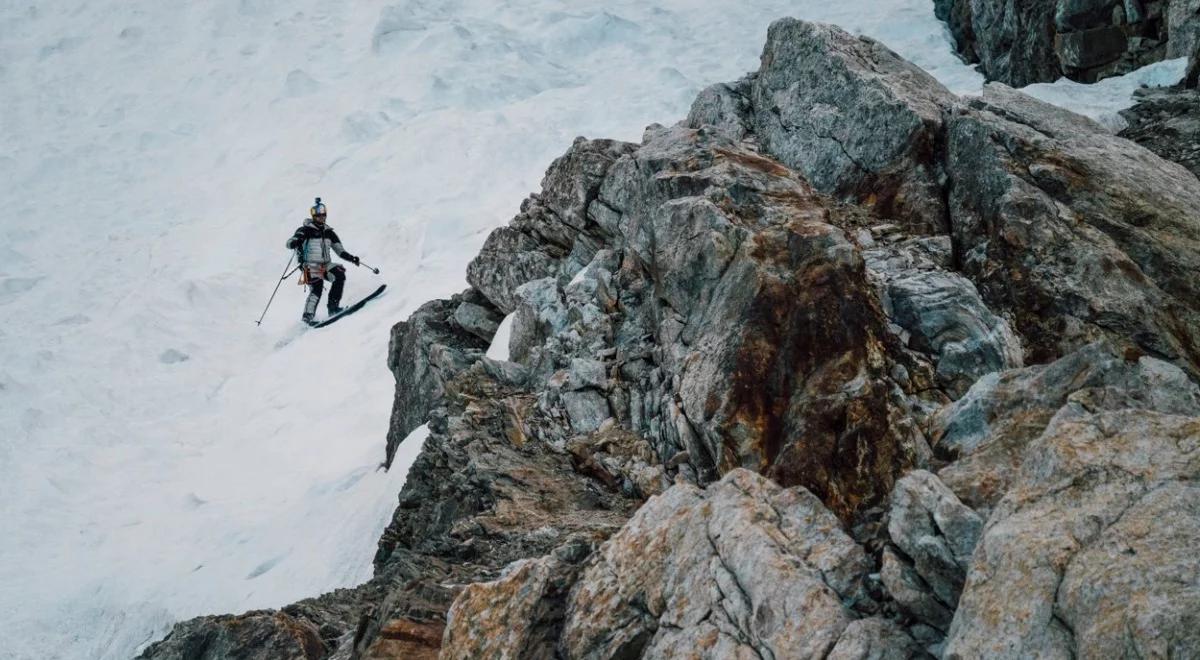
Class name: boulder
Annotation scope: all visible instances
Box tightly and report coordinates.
[560,469,873,659]
[1055,24,1128,70]
[565,358,606,391]
[946,84,1200,375]
[685,79,754,143]
[747,19,956,233]
[886,470,983,611]
[880,548,955,631]
[945,410,1200,658]
[451,300,504,342]
[465,225,560,315]
[509,277,570,364]
[932,341,1200,513]
[560,389,611,434]
[441,554,578,660]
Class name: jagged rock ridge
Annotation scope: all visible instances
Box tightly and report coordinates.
[140,17,1200,660]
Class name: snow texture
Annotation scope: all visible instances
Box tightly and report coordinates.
[0,2,1179,659]
[1020,57,1190,131]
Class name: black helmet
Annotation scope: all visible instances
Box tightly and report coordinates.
[310,197,327,222]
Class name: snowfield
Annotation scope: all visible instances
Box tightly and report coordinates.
[0,2,1183,658]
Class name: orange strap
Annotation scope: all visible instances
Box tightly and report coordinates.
[298,265,326,285]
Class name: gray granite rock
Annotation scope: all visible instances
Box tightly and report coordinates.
[865,236,1023,398]
[1168,0,1200,59]
[932,341,1200,513]
[560,469,872,660]
[880,548,954,631]
[560,389,610,435]
[1056,23,1130,71]
[565,358,606,391]
[947,84,1200,376]
[1120,86,1200,178]
[147,22,1200,660]
[510,277,570,364]
[748,19,955,233]
[685,79,754,142]
[605,125,929,516]
[946,410,1200,658]
[452,300,504,342]
[467,138,638,314]
[384,291,494,469]
[935,0,1181,85]
[965,0,1059,86]
[887,470,983,609]
[827,617,922,660]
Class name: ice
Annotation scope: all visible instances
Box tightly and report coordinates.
[0,1,1181,658]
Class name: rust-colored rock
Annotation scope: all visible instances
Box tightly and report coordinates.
[441,555,578,660]
[361,619,444,660]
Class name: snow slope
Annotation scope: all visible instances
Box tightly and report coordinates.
[0,2,1181,659]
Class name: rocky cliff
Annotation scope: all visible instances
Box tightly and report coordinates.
[936,0,1200,85]
[140,16,1200,660]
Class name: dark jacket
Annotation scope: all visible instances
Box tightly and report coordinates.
[286,219,352,266]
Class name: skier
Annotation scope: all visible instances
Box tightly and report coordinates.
[286,198,361,325]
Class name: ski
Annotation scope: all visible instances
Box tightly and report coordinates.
[309,284,387,328]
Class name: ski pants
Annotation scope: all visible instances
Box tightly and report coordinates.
[303,264,346,318]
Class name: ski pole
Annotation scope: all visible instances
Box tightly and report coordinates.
[356,259,381,275]
[255,254,297,325]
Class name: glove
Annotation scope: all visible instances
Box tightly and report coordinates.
[286,237,300,249]
[346,254,360,265]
